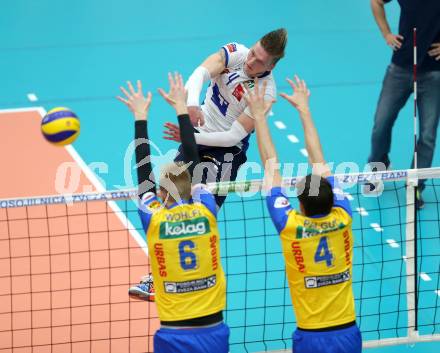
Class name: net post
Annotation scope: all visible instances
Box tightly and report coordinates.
[406,170,419,339]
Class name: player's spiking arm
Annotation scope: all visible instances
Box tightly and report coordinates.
[184,49,225,127]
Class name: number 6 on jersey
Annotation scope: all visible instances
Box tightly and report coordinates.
[179,240,198,270]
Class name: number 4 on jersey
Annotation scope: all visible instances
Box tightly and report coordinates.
[314,236,333,267]
[211,83,229,116]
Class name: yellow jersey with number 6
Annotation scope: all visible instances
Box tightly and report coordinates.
[139,187,226,322]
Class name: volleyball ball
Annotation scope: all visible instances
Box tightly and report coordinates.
[41,107,80,146]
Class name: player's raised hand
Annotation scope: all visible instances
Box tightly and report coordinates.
[280,75,310,113]
[163,122,181,143]
[117,80,152,121]
[158,72,188,115]
[243,78,274,120]
[385,33,404,51]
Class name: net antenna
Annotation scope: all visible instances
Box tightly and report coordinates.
[408,26,419,339]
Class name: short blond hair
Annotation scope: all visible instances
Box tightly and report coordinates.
[159,162,191,202]
[260,28,288,64]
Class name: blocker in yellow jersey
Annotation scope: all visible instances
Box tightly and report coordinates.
[249,74,362,353]
[270,185,356,330]
[119,74,230,353]
[139,186,226,323]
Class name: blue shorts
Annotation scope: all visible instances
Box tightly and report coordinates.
[292,324,362,353]
[154,322,230,353]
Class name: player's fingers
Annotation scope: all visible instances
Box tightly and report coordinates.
[198,112,205,126]
[164,122,179,131]
[163,130,179,140]
[301,80,307,91]
[146,92,152,105]
[163,136,178,141]
[254,77,259,95]
[120,86,131,99]
[261,80,268,97]
[167,72,174,88]
[158,88,169,101]
[137,80,142,94]
[116,96,129,105]
[264,99,276,114]
[176,72,183,88]
[164,124,178,133]
[177,73,183,89]
[279,92,290,101]
[429,47,440,54]
[396,34,404,41]
[242,92,251,105]
[286,78,297,91]
[127,81,136,95]
[243,83,251,95]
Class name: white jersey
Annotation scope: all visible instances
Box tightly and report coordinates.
[200,42,277,149]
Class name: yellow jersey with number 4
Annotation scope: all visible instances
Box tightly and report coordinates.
[266,177,356,329]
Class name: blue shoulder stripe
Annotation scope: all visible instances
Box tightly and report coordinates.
[222,47,229,68]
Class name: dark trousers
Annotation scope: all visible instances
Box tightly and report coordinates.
[368,63,440,190]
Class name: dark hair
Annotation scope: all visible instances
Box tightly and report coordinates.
[260,28,288,64]
[296,174,334,217]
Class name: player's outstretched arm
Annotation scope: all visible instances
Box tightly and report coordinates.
[159,72,200,175]
[163,112,254,148]
[280,75,331,178]
[244,78,282,187]
[117,80,156,197]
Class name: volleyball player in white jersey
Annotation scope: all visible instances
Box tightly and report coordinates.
[165,28,288,208]
[129,29,287,300]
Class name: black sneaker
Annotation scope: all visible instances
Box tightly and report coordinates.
[416,190,425,209]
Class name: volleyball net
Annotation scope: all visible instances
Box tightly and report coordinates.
[1,167,440,352]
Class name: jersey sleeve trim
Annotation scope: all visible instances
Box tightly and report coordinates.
[266,187,292,233]
[192,183,217,217]
[138,192,162,232]
[221,47,229,68]
[326,176,352,217]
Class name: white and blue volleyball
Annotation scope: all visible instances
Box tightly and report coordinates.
[41,107,80,146]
